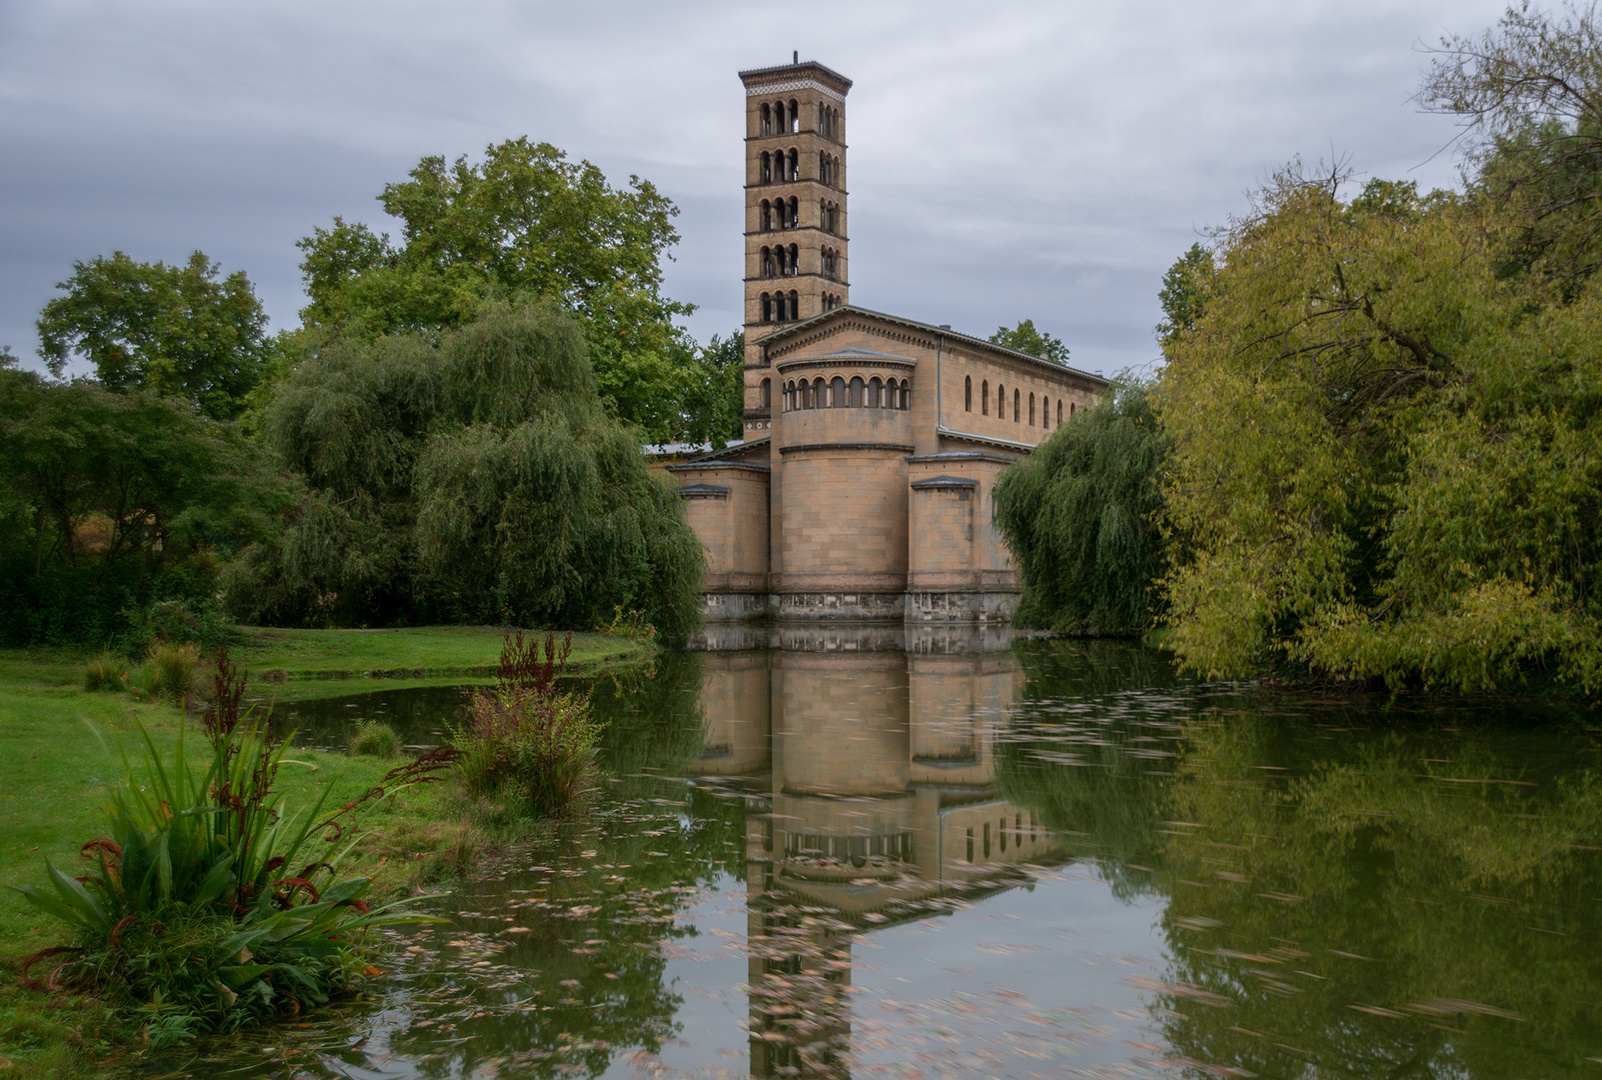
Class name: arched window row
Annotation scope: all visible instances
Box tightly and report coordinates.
[760,290,801,324]
[820,199,840,235]
[782,375,910,411]
[759,197,800,232]
[758,149,801,185]
[962,376,1077,431]
[818,102,841,139]
[821,291,842,312]
[760,98,802,136]
[761,243,802,278]
[819,152,841,187]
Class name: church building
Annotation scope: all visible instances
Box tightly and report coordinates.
[668,57,1108,622]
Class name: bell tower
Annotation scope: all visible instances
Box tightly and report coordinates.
[738,56,852,436]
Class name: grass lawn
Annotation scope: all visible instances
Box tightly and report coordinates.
[230,625,649,681]
[0,626,651,1076]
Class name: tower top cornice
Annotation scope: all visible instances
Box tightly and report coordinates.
[738,60,853,98]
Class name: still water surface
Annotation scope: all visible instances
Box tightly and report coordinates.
[189,626,1602,1078]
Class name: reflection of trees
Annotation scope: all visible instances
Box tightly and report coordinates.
[1155,715,1602,1075]
[995,640,1186,900]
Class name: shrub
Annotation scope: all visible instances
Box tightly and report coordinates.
[83,651,128,692]
[118,597,241,657]
[598,604,657,644]
[451,631,603,817]
[349,720,400,759]
[10,652,454,1041]
[143,641,201,705]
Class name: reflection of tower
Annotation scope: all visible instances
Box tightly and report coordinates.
[687,626,1063,1078]
[739,57,852,436]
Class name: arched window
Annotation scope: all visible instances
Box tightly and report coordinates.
[761,378,771,409]
[982,380,989,415]
[760,103,772,136]
[786,149,798,181]
[787,244,798,275]
[788,290,799,321]
[761,247,774,278]
[964,376,972,412]
[760,151,771,184]
[1042,395,1050,428]
[1014,389,1021,422]
[1029,392,1035,425]
[869,376,883,408]
[819,151,828,184]
[829,376,846,407]
[997,384,1005,420]
[1070,401,1075,418]
[789,99,799,132]
[761,292,772,323]
[1058,400,1064,424]
[901,379,911,410]
[813,377,826,407]
[783,380,793,411]
[849,376,865,407]
[788,197,799,228]
[760,200,772,231]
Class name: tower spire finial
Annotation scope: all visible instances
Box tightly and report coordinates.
[793,50,798,64]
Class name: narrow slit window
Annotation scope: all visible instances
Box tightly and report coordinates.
[964,376,972,412]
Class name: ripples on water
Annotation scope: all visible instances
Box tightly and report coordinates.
[168,625,1602,1078]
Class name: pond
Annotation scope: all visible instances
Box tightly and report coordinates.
[177,625,1602,1078]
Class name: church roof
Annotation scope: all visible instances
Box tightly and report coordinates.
[737,59,854,92]
[760,305,1111,386]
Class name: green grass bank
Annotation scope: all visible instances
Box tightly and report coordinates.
[0,626,654,1076]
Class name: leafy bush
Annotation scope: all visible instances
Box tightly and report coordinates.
[597,605,657,644]
[10,652,449,1040]
[118,597,241,656]
[349,720,400,759]
[451,630,603,817]
[83,652,128,692]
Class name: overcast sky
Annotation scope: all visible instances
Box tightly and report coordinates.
[0,0,1509,379]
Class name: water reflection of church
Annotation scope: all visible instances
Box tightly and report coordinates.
[686,624,1062,1076]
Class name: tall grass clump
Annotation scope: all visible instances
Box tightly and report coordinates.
[83,651,128,692]
[349,720,400,759]
[451,630,603,817]
[139,640,201,704]
[10,651,455,1044]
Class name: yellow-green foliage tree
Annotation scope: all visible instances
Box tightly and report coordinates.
[1155,4,1602,692]
[1157,167,1602,691]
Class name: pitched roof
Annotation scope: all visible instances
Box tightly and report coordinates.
[757,305,1111,386]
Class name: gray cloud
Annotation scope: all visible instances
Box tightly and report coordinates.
[0,0,1507,378]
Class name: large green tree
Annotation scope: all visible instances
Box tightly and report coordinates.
[228,304,704,635]
[294,138,726,443]
[0,365,288,644]
[36,251,271,420]
[1422,2,1602,293]
[988,319,1069,363]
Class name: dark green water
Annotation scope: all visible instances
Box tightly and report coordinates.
[173,626,1602,1078]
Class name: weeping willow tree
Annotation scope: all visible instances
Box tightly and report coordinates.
[226,304,704,635]
[991,380,1168,634]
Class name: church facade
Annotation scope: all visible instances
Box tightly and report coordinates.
[668,58,1108,622]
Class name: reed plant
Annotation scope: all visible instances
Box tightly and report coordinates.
[451,630,603,817]
[138,640,201,705]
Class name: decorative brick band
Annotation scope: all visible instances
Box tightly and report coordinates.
[778,442,915,455]
[744,78,846,103]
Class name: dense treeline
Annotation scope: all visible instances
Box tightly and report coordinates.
[4,139,734,645]
[229,306,703,634]
[998,3,1602,693]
